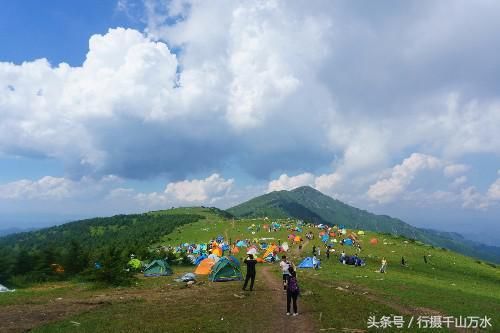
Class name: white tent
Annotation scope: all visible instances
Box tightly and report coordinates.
[0,284,14,292]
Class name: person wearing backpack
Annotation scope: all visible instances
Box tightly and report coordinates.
[286,266,300,316]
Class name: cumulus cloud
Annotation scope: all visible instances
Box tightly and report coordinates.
[0,175,120,200]
[367,153,443,203]
[122,173,235,209]
[444,164,470,177]
[267,171,342,195]
[2,0,500,233]
[267,173,315,192]
[487,172,500,201]
[164,173,233,202]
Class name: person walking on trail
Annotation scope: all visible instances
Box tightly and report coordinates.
[286,267,300,316]
[326,245,331,259]
[280,255,291,290]
[243,254,257,291]
[380,257,388,273]
[312,245,316,256]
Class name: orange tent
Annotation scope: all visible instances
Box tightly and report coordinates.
[231,246,239,254]
[211,246,222,257]
[329,232,336,237]
[256,258,265,263]
[294,235,302,243]
[370,238,378,245]
[195,258,215,275]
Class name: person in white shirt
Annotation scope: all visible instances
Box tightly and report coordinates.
[280,255,290,290]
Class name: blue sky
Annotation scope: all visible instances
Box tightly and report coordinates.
[0,1,499,245]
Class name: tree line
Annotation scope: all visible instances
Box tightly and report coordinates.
[0,212,204,286]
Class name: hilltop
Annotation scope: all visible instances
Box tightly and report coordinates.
[228,186,500,263]
[1,207,499,332]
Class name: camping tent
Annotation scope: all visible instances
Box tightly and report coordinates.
[321,234,329,243]
[236,240,247,247]
[144,260,173,277]
[246,247,258,255]
[194,254,208,266]
[343,238,353,246]
[128,258,142,270]
[231,246,240,255]
[208,257,243,282]
[297,257,320,269]
[261,245,277,260]
[281,242,289,251]
[370,238,378,245]
[211,246,222,257]
[195,258,215,275]
[357,230,365,235]
[294,236,302,243]
[0,284,13,292]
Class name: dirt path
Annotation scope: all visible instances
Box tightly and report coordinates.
[260,265,317,333]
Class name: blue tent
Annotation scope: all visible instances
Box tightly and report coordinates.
[344,238,353,246]
[222,244,230,251]
[260,242,268,250]
[236,240,247,247]
[298,257,320,268]
[194,254,208,266]
[321,234,329,243]
[216,235,224,242]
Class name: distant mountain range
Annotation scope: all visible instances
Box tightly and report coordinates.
[228,186,500,263]
[0,227,37,237]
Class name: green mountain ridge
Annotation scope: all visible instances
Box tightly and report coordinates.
[228,186,500,263]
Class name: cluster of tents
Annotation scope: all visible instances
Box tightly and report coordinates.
[194,255,243,282]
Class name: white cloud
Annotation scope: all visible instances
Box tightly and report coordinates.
[0,175,121,200]
[444,164,470,177]
[367,153,443,203]
[451,175,468,187]
[487,174,500,201]
[164,173,233,202]
[267,171,342,195]
[267,173,315,192]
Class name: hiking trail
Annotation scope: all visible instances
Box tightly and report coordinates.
[259,265,317,333]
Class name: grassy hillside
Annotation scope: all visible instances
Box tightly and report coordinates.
[9,212,498,332]
[0,207,231,286]
[228,186,500,263]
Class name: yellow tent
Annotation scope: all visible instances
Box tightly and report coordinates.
[262,245,277,259]
[212,247,222,257]
[358,230,365,235]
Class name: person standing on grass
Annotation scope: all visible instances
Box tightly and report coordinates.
[280,255,291,290]
[286,267,300,316]
[312,245,316,257]
[380,257,388,273]
[326,245,331,259]
[243,254,257,291]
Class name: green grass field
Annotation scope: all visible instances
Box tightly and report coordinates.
[2,208,499,332]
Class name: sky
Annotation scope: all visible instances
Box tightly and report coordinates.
[0,0,499,245]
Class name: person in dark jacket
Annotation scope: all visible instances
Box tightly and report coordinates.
[286,267,300,316]
[243,254,257,291]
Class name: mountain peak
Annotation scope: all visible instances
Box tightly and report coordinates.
[290,185,323,195]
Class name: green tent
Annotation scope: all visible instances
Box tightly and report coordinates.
[128,258,142,270]
[144,260,173,277]
[208,257,242,282]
